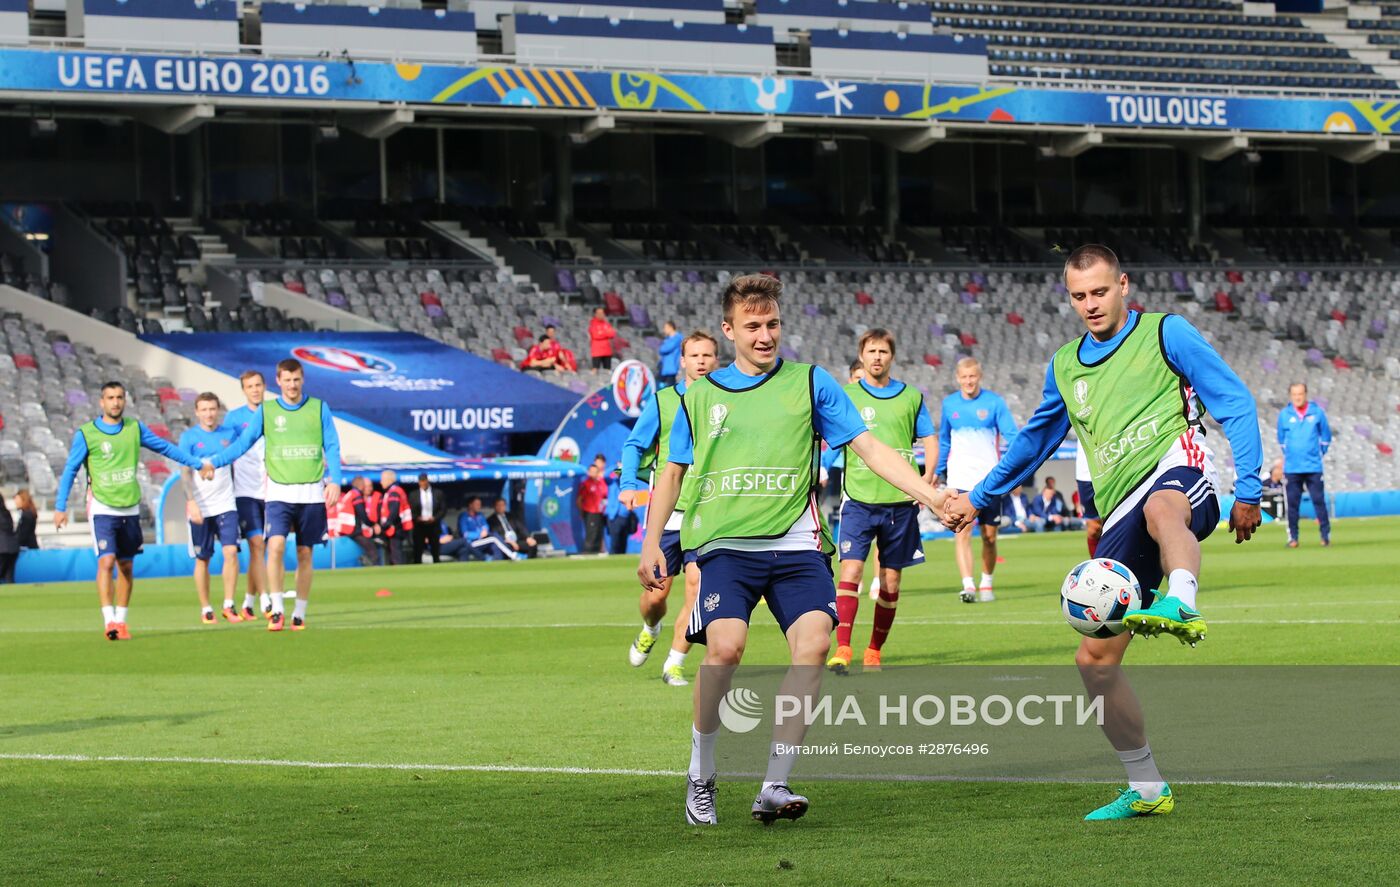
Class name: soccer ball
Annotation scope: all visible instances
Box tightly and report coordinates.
[1060,559,1142,638]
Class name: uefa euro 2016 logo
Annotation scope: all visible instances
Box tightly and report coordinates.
[290,345,396,375]
[609,360,654,419]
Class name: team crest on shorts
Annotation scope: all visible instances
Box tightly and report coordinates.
[98,539,108,550]
[703,592,720,612]
[840,539,852,553]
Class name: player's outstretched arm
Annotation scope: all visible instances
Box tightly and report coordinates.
[637,461,686,591]
[848,431,948,517]
[53,428,88,525]
[919,435,940,484]
[209,408,263,469]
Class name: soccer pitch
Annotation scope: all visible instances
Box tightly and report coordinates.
[2,517,1397,885]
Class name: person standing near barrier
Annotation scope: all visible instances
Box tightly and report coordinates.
[1277,382,1331,548]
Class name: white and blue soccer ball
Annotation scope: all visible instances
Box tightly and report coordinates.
[1060,558,1141,638]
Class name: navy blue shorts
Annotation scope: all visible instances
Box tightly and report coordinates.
[236,496,265,539]
[1077,480,1099,521]
[837,500,925,569]
[92,514,143,561]
[686,549,835,645]
[659,529,697,581]
[190,510,240,561]
[265,501,329,547]
[1097,466,1219,604]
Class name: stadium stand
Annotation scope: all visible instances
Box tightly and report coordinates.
[809,30,989,79]
[501,16,777,69]
[753,0,937,38]
[259,5,477,61]
[68,0,240,52]
[461,0,727,27]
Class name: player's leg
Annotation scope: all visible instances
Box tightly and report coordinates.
[868,542,881,601]
[685,553,766,825]
[194,555,214,623]
[1076,632,1173,819]
[1284,473,1303,547]
[238,498,268,619]
[753,551,837,823]
[1121,469,1217,643]
[954,522,976,602]
[1084,518,1103,558]
[978,515,999,602]
[631,577,672,666]
[631,529,683,667]
[831,500,874,673]
[264,532,289,631]
[661,559,699,686]
[113,557,135,640]
[96,550,119,639]
[291,545,313,630]
[219,542,242,622]
[1307,473,1330,545]
[864,567,901,669]
[865,503,922,667]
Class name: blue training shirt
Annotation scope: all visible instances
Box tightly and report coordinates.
[657,333,683,379]
[667,361,867,465]
[55,417,207,512]
[1277,402,1331,475]
[619,380,688,492]
[969,312,1263,509]
[215,396,343,485]
[935,387,1018,488]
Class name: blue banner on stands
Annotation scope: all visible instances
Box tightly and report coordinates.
[141,332,578,451]
[14,537,363,585]
[0,46,1394,135]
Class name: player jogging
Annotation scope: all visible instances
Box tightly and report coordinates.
[621,330,718,687]
[226,371,270,620]
[180,393,245,625]
[827,328,938,674]
[942,244,1263,820]
[220,358,343,632]
[936,357,1019,603]
[1075,441,1102,557]
[54,381,214,640]
[637,274,946,826]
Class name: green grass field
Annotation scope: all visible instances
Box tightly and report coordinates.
[1,517,1397,885]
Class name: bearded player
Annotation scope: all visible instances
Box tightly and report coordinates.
[621,330,718,686]
[942,244,1262,820]
[827,328,938,674]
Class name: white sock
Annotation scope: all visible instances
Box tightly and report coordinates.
[689,725,718,780]
[763,741,798,789]
[979,572,995,589]
[270,594,285,615]
[663,649,687,671]
[293,598,308,620]
[868,575,880,594]
[222,598,234,610]
[243,593,256,610]
[1167,569,1198,609]
[1117,744,1164,800]
[114,606,128,623]
[202,606,214,616]
[643,620,661,636]
[259,593,271,611]
[102,605,117,624]
[961,576,975,591]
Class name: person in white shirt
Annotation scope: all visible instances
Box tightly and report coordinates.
[179,393,245,625]
[226,371,271,620]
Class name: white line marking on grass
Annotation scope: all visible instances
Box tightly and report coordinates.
[1,753,1397,792]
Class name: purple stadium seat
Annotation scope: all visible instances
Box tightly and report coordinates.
[971,272,987,286]
[1296,270,1311,285]
[644,336,661,350]
[629,305,651,328]
[327,291,349,309]
[540,315,560,328]
[1372,318,1387,334]
[1365,338,1379,351]
[568,379,590,394]
[958,291,976,305]
[803,304,819,317]
[685,271,700,284]
[178,388,198,402]
[425,304,445,318]
[1355,424,1372,439]
[929,322,943,337]
[556,269,577,292]
[662,282,678,295]
[1260,357,1278,373]
[1305,348,1324,365]
[779,346,798,361]
[1348,472,1365,485]
[66,389,88,405]
[1256,291,1272,303]
[1171,271,1187,291]
[51,341,74,358]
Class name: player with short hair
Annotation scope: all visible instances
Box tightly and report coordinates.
[638,274,946,826]
[180,393,245,625]
[54,381,214,640]
[936,357,1019,603]
[1075,441,1102,557]
[827,328,938,674]
[227,370,270,620]
[942,244,1263,820]
[621,330,718,687]
[218,358,342,632]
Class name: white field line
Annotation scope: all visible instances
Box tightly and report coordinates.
[0,752,1396,792]
[0,616,1394,634]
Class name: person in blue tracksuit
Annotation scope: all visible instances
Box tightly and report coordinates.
[1277,382,1332,547]
[656,322,683,387]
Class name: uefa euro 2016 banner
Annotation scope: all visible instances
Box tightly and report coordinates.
[141,332,579,451]
[0,47,1395,135]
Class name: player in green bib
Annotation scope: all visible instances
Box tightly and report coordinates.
[217,358,343,632]
[828,329,938,675]
[619,330,718,686]
[637,274,948,827]
[54,381,214,640]
[943,245,1263,821]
